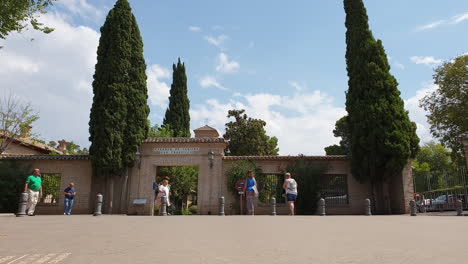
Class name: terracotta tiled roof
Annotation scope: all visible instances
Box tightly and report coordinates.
[143,137,228,143]
[0,154,89,160]
[193,125,217,131]
[223,155,349,160]
[1,134,63,155]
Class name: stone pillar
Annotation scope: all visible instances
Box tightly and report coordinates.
[16,192,28,217]
[456,200,463,216]
[93,194,103,216]
[365,198,372,216]
[219,196,225,216]
[410,200,417,216]
[318,198,326,216]
[270,197,276,216]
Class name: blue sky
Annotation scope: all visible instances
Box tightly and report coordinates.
[1,0,467,154]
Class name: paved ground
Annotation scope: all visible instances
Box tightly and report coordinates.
[1,214,467,264]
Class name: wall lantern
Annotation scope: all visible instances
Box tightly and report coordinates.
[208,150,215,168]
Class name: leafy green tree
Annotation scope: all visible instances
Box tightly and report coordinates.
[344,0,419,213]
[148,123,174,137]
[420,55,468,165]
[325,116,350,155]
[224,109,279,156]
[0,161,31,213]
[0,0,55,41]
[413,142,457,192]
[163,58,190,137]
[157,166,198,211]
[88,0,149,212]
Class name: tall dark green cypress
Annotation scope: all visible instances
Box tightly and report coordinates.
[344,0,419,213]
[89,0,149,176]
[163,58,190,137]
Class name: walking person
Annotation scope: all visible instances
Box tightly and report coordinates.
[283,172,298,216]
[245,170,258,215]
[63,183,76,215]
[24,168,42,216]
[155,178,171,215]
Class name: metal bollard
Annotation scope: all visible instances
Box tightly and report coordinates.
[318,198,326,216]
[93,193,103,216]
[160,195,167,216]
[270,197,276,216]
[410,200,417,216]
[16,192,29,217]
[456,199,463,216]
[365,198,372,216]
[219,196,225,216]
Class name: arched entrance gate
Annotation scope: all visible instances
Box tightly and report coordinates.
[127,126,228,215]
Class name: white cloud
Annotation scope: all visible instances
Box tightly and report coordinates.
[204,34,228,48]
[189,26,201,32]
[190,90,346,155]
[147,64,171,108]
[216,53,240,74]
[394,62,406,70]
[404,83,438,144]
[0,13,100,148]
[57,0,104,22]
[410,56,443,67]
[199,76,227,91]
[417,11,468,31]
[289,81,305,91]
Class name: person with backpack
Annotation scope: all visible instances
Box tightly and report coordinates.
[283,172,298,216]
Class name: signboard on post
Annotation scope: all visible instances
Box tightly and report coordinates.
[235,179,247,215]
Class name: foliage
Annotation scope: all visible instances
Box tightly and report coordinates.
[0,92,39,154]
[284,158,329,215]
[40,173,60,203]
[225,160,261,196]
[255,174,283,204]
[324,145,347,155]
[0,161,31,213]
[420,55,468,164]
[223,109,279,156]
[89,0,149,176]
[163,58,191,137]
[412,142,458,192]
[343,0,419,189]
[0,0,55,42]
[156,166,198,210]
[148,123,174,137]
[188,205,197,215]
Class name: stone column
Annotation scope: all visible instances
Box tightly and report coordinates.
[270,197,276,216]
[16,192,29,217]
[318,198,326,216]
[219,196,225,216]
[410,200,417,216]
[365,198,372,216]
[93,194,103,216]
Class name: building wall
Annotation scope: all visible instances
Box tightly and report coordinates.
[221,159,372,215]
[11,159,93,214]
[3,143,43,155]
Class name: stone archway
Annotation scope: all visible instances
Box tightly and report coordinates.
[127,126,228,215]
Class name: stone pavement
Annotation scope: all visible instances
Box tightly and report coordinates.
[0,214,467,264]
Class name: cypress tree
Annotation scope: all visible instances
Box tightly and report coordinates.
[89,0,149,177]
[163,58,190,137]
[343,0,419,213]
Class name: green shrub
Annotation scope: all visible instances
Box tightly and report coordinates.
[0,161,31,213]
[189,205,197,215]
[226,160,262,196]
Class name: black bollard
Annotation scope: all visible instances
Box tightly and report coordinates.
[270,197,276,216]
[219,196,225,216]
[93,193,103,216]
[410,200,417,216]
[16,192,29,217]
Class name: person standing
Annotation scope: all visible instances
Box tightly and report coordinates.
[63,183,76,215]
[283,172,298,216]
[155,178,171,215]
[245,170,258,215]
[24,168,42,216]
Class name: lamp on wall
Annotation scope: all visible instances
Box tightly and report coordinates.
[208,150,215,168]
